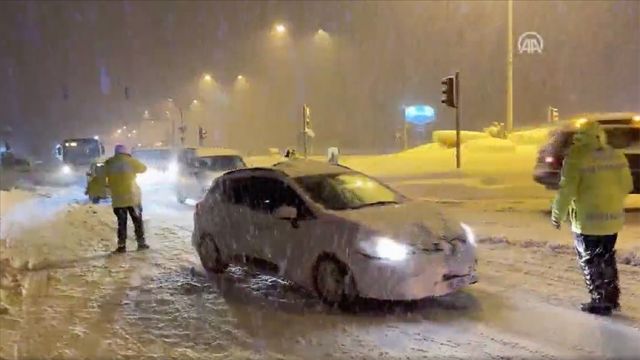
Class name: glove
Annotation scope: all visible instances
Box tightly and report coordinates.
[551,217,561,230]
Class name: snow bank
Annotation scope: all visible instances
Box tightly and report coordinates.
[0,189,36,217]
[508,128,551,146]
[432,130,490,148]
[1,204,114,270]
[462,138,517,154]
[401,142,447,155]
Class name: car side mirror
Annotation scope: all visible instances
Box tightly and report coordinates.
[274,205,297,220]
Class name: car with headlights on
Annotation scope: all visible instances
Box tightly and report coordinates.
[175,147,246,203]
[192,159,477,307]
[534,112,640,193]
[131,146,177,173]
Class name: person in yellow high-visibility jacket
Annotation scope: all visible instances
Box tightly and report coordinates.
[552,120,633,316]
[104,144,148,253]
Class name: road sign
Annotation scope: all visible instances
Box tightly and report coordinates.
[404,105,435,125]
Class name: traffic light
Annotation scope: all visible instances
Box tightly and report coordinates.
[548,106,559,122]
[198,126,207,140]
[303,104,311,130]
[441,76,457,108]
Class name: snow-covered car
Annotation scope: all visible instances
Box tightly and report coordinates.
[192,159,477,307]
[175,148,246,203]
[534,113,640,193]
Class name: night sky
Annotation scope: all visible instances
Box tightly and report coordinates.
[0,1,638,156]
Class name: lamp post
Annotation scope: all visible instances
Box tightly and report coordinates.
[506,0,514,133]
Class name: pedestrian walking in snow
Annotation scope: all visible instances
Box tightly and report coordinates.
[551,121,633,315]
[104,144,149,253]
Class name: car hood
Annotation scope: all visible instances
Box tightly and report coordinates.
[335,201,463,247]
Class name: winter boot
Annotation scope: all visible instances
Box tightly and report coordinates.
[580,301,612,316]
[113,246,126,254]
[577,249,611,316]
[137,243,150,251]
[602,251,621,311]
[136,239,150,251]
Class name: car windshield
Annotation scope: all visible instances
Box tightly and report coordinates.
[62,139,101,164]
[196,155,245,172]
[295,172,404,211]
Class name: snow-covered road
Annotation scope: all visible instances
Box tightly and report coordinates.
[1,179,639,359]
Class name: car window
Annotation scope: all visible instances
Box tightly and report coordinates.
[555,127,639,151]
[295,172,404,211]
[224,176,309,215]
[604,127,640,149]
[550,131,575,152]
[196,155,246,171]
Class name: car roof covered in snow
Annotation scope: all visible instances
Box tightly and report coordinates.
[188,147,242,157]
[271,159,353,178]
[555,112,640,131]
[569,112,639,122]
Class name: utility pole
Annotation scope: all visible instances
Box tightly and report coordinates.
[455,71,461,169]
[302,104,313,158]
[178,107,186,146]
[506,0,514,133]
[403,122,408,151]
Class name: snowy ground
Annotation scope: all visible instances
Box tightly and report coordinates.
[1,141,640,359]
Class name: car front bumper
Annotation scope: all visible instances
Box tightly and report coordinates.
[350,246,477,301]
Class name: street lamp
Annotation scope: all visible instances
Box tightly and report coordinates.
[274,23,287,34]
[316,29,329,37]
[236,75,244,80]
[202,73,213,82]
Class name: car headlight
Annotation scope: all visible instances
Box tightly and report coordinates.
[61,165,72,175]
[167,161,179,175]
[460,222,476,247]
[359,236,412,261]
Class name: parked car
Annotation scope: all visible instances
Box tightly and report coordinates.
[192,159,477,307]
[176,148,246,203]
[534,112,640,193]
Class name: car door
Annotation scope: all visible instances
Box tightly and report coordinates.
[245,176,315,276]
[214,176,259,261]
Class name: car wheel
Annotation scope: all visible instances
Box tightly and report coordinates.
[313,255,358,308]
[198,234,228,274]
[90,197,100,204]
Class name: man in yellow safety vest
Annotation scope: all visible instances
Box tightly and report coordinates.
[552,120,633,315]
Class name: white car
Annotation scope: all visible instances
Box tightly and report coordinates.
[176,148,246,203]
[192,159,477,307]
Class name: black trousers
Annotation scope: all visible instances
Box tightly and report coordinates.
[574,233,619,306]
[113,206,145,247]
